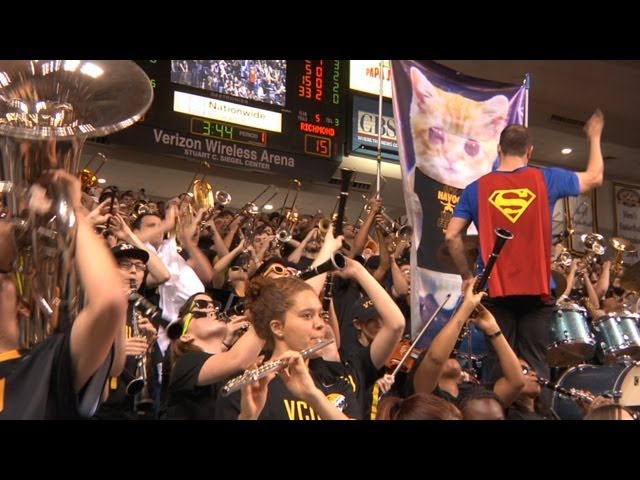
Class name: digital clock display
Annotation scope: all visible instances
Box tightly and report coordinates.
[111,60,346,181]
[190,118,267,147]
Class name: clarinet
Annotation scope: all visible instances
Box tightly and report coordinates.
[334,168,355,248]
[536,377,594,404]
[296,252,346,280]
[220,338,335,397]
[453,228,514,351]
[473,227,514,294]
[321,272,334,322]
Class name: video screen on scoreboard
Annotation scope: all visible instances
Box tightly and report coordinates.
[170,60,287,107]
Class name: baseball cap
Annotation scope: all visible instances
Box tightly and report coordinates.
[110,243,149,263]
[352,296,380,323]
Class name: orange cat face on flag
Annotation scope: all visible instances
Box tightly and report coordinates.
[409,67,509,190]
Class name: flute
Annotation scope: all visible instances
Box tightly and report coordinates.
[220,338,335,397]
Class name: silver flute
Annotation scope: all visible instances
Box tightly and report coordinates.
[221,338,335,397]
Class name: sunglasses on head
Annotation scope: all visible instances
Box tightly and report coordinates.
[263,263,289,277]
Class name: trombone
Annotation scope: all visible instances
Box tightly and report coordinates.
[233,184,277,220]
[78,152,107,192]
[319,195,340,233]
[275,179,301,244]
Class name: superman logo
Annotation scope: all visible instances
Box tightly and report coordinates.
[488,188,536,223]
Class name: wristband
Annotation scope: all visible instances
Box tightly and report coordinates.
[486,330,502,340]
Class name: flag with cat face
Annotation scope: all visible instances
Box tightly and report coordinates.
[391,60,526,360]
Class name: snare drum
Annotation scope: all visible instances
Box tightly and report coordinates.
[593,311,640,363]
[547,303,596,367]
[551,363,640,420]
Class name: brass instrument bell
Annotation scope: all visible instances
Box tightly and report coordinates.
[318,217,332,233]
[0,60,153,348]
[554,248,573,268]
[215,190,231,206]
[192,178,215,212]
[581,233,606,255]
[130,199,152,221]
[78,152,107,191]
[610,236,637,277]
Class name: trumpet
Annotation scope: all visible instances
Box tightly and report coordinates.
[129,199,155,224]
[215,190,232,207]
[275,225,294,244]
[577,233,606,281]
[553,248,573,268]
[220,338,335,397]
[375,208,399,236]
[318,217,333,233]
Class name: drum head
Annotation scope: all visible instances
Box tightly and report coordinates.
[548,305,595,367]
[551,364,640,420]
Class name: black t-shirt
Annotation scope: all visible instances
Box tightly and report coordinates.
[332,276,363,357]
[292,256,314,272]
[340,345,384,420]
[0,334,108,419]
[95,304,159,420]
[395,296,412,337]
[198,236,217,264]
[405,349,475,406]
[93,355,139,420]
[215,359,361,420]
[166,350,219,420]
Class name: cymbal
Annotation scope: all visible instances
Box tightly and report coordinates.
[436,235,478,274]
[551,269,568,296]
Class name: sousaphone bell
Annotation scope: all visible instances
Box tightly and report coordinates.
[0,60,153,347]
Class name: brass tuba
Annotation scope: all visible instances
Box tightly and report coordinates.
[0,60,153,347]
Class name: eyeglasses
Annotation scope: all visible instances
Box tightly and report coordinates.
[118,260,147,272]
[263,263,289,277]
[521,365,534,376]
[229,266,248,272]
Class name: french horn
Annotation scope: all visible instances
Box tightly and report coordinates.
[0,60,153,347]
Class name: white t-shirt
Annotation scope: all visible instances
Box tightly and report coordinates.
[146,237,204,353]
